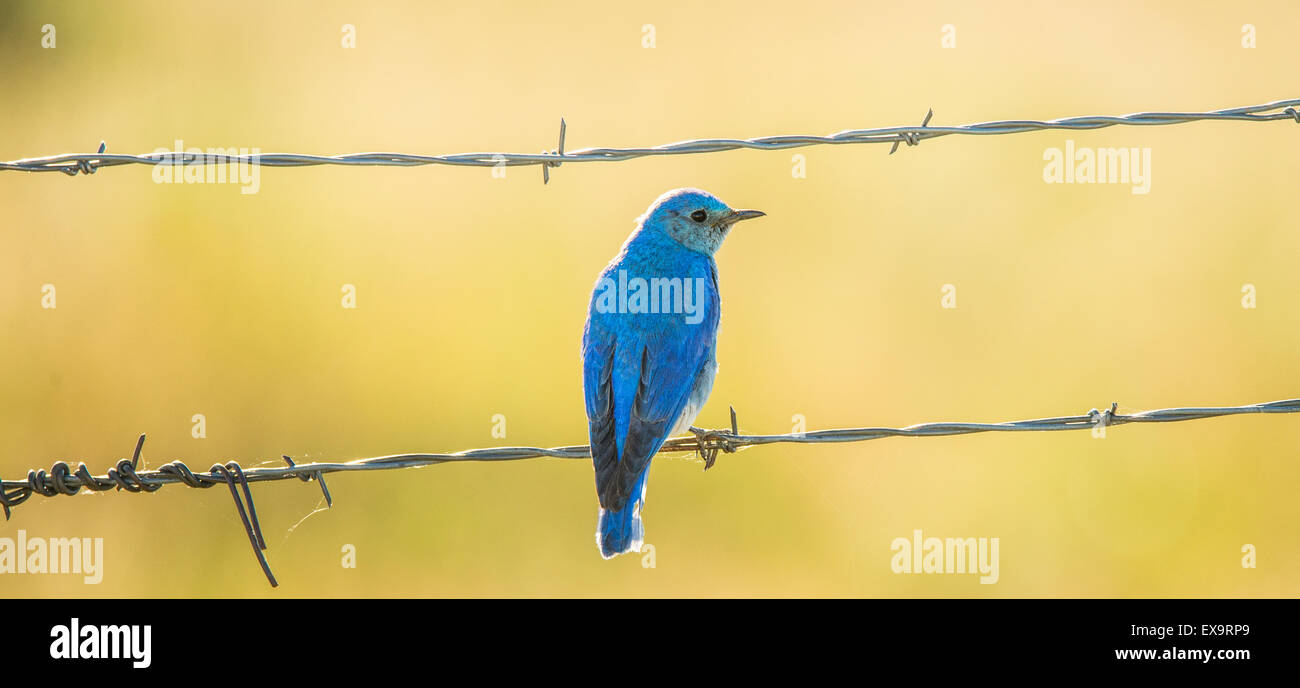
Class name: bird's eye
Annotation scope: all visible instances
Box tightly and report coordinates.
[690,210,708,223]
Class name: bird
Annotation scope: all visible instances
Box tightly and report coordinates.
[581,188,765,559]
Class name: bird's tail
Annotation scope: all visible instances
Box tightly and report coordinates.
[597,501,644,559]
[596,472,648,559]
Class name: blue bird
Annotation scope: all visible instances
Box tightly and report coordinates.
[581,188,764,558]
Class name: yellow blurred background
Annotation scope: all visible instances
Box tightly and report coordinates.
[1,0,1297,597]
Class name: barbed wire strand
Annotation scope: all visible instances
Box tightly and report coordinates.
[2,98,1297,182]
[2,398,1297,586]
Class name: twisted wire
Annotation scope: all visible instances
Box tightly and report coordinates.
[1,99,1295,181]
[2,397,1296,586]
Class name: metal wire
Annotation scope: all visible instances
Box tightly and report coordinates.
[1,397,1296,586]
[2,99,1296,182]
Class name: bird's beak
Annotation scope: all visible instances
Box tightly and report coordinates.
[715,209,766,228]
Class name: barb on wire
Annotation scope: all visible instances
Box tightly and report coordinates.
[1,397,1297,587]
[2,99,1296,180]
[890,108,934,154]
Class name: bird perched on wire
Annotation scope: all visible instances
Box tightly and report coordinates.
[581,188,765,558]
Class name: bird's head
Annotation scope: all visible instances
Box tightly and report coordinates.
[638,188,765,255]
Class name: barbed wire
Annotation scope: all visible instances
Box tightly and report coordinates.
[1,397,1296,586]
[2,98,1297,182]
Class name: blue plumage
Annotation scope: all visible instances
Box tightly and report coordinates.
[581,188,764,558]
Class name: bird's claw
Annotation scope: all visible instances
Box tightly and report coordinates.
[689,426,738,471]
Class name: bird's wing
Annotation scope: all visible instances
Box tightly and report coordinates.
[583,330,620,506]
[582,270,719,512]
